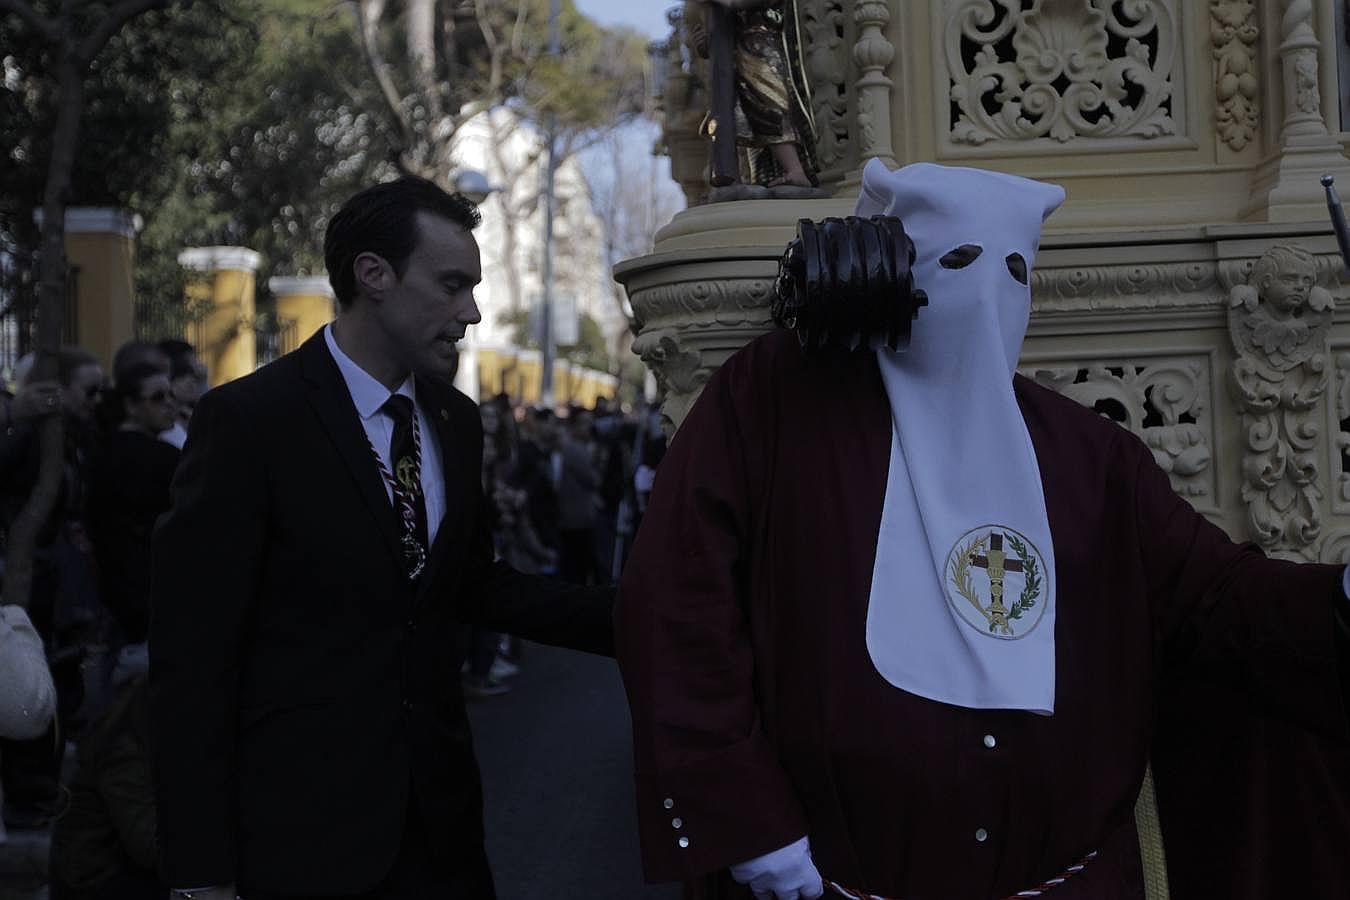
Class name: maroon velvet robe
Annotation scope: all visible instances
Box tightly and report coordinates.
[615,329,1350,899]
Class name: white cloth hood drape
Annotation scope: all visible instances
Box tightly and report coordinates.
[855,159,1066,713]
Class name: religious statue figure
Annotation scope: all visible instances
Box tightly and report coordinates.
[687,0,827,201]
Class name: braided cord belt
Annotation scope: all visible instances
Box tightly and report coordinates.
[824,850,1099,900]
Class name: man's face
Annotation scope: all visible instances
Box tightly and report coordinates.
[127,372,178,434]
[63,364,104,423]
[375,211,483,379]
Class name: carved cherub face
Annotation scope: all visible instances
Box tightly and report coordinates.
[1258,256,1316,317]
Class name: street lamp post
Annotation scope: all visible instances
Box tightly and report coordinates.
[539,0,561,409]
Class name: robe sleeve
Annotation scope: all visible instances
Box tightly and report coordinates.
[616,341,809,883]
[1130,430,1350,740]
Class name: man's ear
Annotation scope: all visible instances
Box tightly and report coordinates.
[353,252,390,302]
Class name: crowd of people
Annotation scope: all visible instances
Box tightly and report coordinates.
[0,321,665,897]
[467,394,664,696]
[0,339,201,869]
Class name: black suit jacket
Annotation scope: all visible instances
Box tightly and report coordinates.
[149,332,613,896]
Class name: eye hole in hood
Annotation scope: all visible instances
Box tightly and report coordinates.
[939,244,983,269]
[1006,253,1028,285]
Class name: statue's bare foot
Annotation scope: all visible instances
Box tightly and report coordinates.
[767,173,813,188]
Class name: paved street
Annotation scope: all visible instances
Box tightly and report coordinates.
[0,641,677,900]
[468,642,681,900]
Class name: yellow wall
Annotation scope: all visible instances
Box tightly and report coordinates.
[473,347,617,407]
[271,278,335,353]
[64,210,137,370]
[180,248,260,387]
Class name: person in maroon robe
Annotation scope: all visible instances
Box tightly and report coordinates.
[615,162,1350,900]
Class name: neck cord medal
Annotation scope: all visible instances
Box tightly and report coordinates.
[368,416,426,580]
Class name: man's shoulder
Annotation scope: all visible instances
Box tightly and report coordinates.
[199,351,305,413]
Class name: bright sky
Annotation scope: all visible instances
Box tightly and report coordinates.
[573,0,671,39]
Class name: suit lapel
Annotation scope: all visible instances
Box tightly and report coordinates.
[298,332,405,571]
[416,377,475,601]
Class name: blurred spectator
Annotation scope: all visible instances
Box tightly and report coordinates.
[0,346,105,831]
[514,408,561,557]
[88,363,181,649]
[633,403,666,519]
[592,404,632,581]
[155,340,205,450]
[110,342,168,387]
[96,342,167,438]
[48,675,162,900]
[556,410,601,585]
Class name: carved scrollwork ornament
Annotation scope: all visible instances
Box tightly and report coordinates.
[631,328,713,433]
[946,0,1178,146]
[1210,0,1260,151]
[1023,358,1214,499]
[801,0,850,169]
[1030,260,1221,313]
[630,279,778,333]
[1227,244,1335,559]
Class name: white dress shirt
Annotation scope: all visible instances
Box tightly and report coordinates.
[324,324,446,544]
[160,421,189,450]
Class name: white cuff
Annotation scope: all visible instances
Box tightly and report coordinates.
[730,835,824,899]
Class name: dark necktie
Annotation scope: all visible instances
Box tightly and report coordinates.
[382,394,429,579]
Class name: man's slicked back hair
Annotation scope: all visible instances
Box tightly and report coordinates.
[324,176,482,309]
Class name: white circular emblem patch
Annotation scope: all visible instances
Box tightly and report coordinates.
[944,524,1049,640]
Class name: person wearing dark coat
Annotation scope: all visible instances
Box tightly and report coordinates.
[616,161,1350,899]
[149,176,614,900]
[88,363,180,645]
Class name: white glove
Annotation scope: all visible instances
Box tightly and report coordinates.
[729,835,825,900]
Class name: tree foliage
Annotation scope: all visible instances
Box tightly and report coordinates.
[350,0,650,184]
[3,0,656,346]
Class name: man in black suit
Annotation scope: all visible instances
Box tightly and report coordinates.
[149,177,614,900]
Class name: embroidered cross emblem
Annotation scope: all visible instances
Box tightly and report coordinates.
[970,533,1019,635]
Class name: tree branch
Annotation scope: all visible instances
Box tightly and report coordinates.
[349,0,418,161]
[76,0,170,66]
[0,0,59,43]
[406,0,444,121]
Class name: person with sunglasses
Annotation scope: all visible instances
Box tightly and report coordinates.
[88,363,181,660]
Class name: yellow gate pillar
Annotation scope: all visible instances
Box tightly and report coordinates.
[64,208,139,369]
[268,276,335,355]
[178,246,261,387]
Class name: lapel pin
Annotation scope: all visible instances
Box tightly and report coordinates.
[440,408,449,421]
